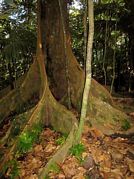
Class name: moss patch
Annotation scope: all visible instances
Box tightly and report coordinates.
[121,119,131,131]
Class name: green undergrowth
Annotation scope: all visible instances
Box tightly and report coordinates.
[2,159,20,179]
[49,162,61,174]
[43,163,61,179]
[2,122,44,178]
[69,143,85,162]
[121,119,131,131]
[16,122,43,155]
[55,134,68,145]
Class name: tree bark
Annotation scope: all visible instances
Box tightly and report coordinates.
[40,0,130,134]
[76,0,94,142]
[0,0,132,176]
[0,0,130,133]
[0,0,77,175]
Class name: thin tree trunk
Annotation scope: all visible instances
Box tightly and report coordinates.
[76,0,94,142]
[110,19,117,94]
[103,13,108,86]
[83,0,88,69]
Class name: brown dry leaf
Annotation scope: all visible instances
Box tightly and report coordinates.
[100,166,111,173]
[118,165,128,175]
[103,154,112,168]
[89,127,104,139]
[109,148,123,161]
[57,173,66,179]
[25,174,38,179]
[129,112,134,119]
[33,145,44,158]
[62,157,79,178]
[77,167,86,174]
[110,169,123,178]
[72,173,85,179]
[45,143,56,153]
[62,165,77,178]
[104,136,112,143]
[20,169,26,177]
[42,128,54,137]
[101,169,123,179]
[34,145,43,153]
[126,158,134,172]
[126,174,134,179]
[27,157,42,170]
[91,147,103,163]
[82,152,88,159]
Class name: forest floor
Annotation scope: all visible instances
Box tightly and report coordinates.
[2,97,134,179]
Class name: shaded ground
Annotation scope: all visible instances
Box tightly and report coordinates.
[2,97,134,179]
[4,126,134,179]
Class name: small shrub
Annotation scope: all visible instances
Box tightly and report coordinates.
[3,159,20,179]
[9,160,20,179]
[17,123,43,154]
[49,163,60,174]
[121,119,131,130]
[55,134,67,145]
[70,143,85,162]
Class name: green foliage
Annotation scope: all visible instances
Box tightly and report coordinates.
[70,143,85,162]
[49,163,60,174]
[0,0,36,90]
[9,160,20,179]
[4,0,13,5]
[121,119,131,130]
[3,159,19,179]
[69,6,85,65]
[17,123,43,154]
[44,176,50,179]
[55,134,67,145]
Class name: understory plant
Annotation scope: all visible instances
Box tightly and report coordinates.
[70,143,85,162]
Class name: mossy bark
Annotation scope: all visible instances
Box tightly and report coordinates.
[0,60,40,125]
[0,0,131,141]
[41,0,130,134]
[0,0,77,175]
[0,0,132,177]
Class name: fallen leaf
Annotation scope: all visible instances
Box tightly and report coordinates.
[126,158,134,172]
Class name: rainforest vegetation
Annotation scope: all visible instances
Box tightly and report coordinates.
[0,0,134,178]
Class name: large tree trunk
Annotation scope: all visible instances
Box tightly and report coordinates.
[42,0,113,108]
[0,0,132,177]
[0,0,77,176]
[0,0,131,139]
[41,0,130,134]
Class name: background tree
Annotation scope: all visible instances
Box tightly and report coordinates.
[69,0,134,94]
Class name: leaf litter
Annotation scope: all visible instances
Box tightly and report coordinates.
[11,123,133,179]
[4,97,134,178]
